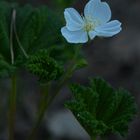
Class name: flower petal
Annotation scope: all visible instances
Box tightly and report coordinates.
[84,0,101,17]
[95,20,122,37]
[96,20,121,30]
[84,0,111,24]
[61,27,88,43]
[64,8,84,31]
[88,31,97,40]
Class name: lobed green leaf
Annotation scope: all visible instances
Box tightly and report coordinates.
[65,78,137,137]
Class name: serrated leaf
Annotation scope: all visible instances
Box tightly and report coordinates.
[65,77,137,138]
[90,78,115,122]
[16,5,48,52]
[0,1,85,79]
[26,50,64,83]
[107,88,137,136]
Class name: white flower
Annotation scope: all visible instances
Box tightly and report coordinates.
[61,0,122,43]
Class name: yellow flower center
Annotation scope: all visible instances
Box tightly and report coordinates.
[83,16,100,32]
[84,22,95,32]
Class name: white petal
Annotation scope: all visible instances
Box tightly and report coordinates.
[95,20,122,37]
[88,31,97,40]
[84,0,101,17]
[84,0,111,24]
[64,8,84,31]
[96,20,121,30]
[61,27,88,43]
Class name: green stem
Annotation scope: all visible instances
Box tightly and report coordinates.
[47,45,81,105]
[29,45,82,139]
[47,62,76,105]
[28,83,50,140]
[8,74,17,140]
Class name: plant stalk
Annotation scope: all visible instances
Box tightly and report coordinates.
[29,46,81,139]
[8,74,17,140]
[47,45,82,105]
[47,62,76,106]
[28,83,50,140]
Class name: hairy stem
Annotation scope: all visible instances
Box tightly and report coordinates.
[8,74,17,140]
[28,83,50,140]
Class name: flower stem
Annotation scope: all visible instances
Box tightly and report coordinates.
[28,83,50,140]
[47,62,76,105]
[47,45,81,105]
[8,74,17,140]
[28,46,82,139]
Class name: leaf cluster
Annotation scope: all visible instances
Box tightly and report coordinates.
[26,50,64,83]
[0,1,83,79]
[65,78,137,138]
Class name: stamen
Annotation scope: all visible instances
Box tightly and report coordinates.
[83,16,100,32]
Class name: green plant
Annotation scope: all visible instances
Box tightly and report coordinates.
[0,0,138,140]
[65,78,137,139]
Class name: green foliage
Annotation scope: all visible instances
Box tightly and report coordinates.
[26,50,64,83]
[15,5,62,53]
[65,78,137,138]
[74,58,88,70]
[0,1,14,62]
[0,1,78,78]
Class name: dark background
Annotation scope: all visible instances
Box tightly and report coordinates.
[0,0,140,140]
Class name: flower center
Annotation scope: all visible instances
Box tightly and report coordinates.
[83,16,100,32]
[84,22,95,32]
